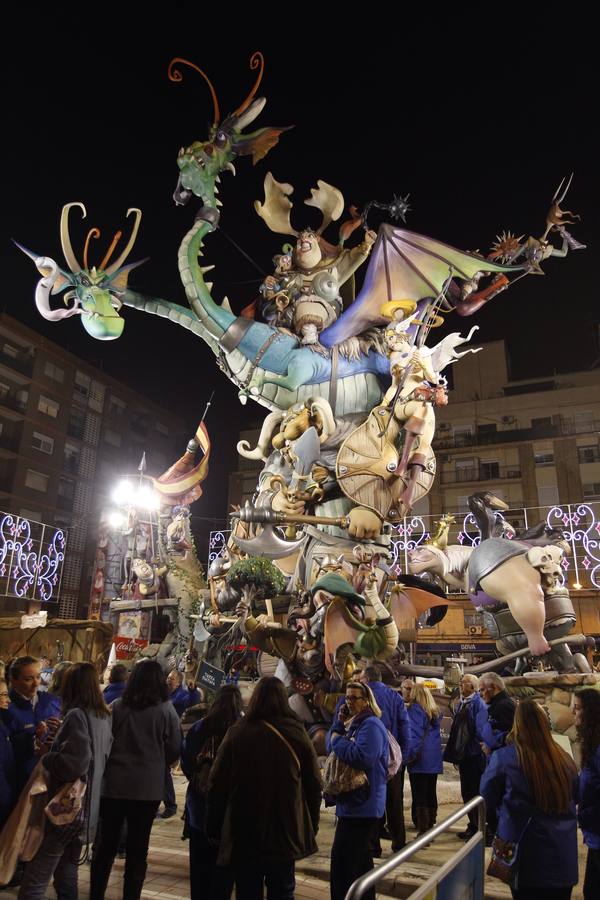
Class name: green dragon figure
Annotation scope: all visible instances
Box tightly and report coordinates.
[16,202,144,341]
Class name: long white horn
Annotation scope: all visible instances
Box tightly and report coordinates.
[34,257,82,321]
[237,410,284,461]
[60,202,86,273]
[309,396,336,438]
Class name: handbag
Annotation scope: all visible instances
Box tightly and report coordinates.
[486,818,531,885]
[44,710,94,855]
[443,704,474,764]
[322,750,368,796]
[190,733,217,796]
[387,730,402,780]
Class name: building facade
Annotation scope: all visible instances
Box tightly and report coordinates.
[0,314,187,617]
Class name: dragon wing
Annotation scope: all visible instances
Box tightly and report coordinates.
[320,224,521,346]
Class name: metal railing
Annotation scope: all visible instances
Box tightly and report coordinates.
[434,418,600,450]
[441,465,521,484]
[345,796,486,900]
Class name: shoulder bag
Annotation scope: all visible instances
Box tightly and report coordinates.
[487,817,531,885]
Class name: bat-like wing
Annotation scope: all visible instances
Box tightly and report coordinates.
[320,224,521,346]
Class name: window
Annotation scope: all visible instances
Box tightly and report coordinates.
[578,445,600,464]
[68,408,85,439]
[455,458,477,481]
[15,389,28,410]
[453,426,473,447]
[104,428,122,447]
[25,469,49,492]
[534,450,554,466]
[2,343,18,359]
[31,431,54,455]
[63,442,80,474]
[155,422,169,436]
[130,414,147,436]
[38,395,60,418]
[480,461,500,480]
[583,483,600,500]
[57,477,75,499]
[0,383,9,401]
[477,423,497,442]
[44,361,64,383]
[73,371,91,400]
[109,396,126,416]
[531,416,552,429]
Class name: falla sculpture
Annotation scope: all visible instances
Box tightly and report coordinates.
[17,52,588,701]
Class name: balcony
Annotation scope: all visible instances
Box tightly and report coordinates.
[441,465,522,485]
[0,393,28,418]
[67,421,85,441]
[0,349,34,377]
[434,418,600,451]
[0,432,19,456]
[63,455,80,475]
[579,449,600,464]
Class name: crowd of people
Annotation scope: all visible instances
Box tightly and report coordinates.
[0,654,597,899]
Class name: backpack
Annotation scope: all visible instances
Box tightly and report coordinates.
[387,730,402,780]
[443,704,474,764]
[190,734,217,796]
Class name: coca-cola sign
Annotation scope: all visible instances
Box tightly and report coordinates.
[113,636,149,659]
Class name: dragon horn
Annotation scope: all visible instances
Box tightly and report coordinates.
[104,209,142,275]
[60,202,86,274]
[233,51,264,117]
[168,57,221,127]
[552,172,574,204]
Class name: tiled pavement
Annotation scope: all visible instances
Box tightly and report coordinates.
[0,773,588,898]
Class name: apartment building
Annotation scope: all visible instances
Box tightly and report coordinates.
[0,313,187,617]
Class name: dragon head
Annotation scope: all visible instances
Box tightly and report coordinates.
[169,52,291,210]
[16,202,146,340]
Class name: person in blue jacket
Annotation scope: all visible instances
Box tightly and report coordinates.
[0,678,15,832]
[481,699,578,900]
[406,683,443,835]
[167,669,201,717]
[449,673,487,841]
[182,684,243,900]
[476,672,516,754]
[359,665,413,852]
[7,656,61,792]
[327,680,388,900]
[158,668,202,819]
[573,688,600,900]
[103,664,128,705]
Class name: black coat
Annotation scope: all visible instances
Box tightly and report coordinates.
[206,715,322,866]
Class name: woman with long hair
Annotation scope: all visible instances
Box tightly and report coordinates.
[182,684,243,899]
[90,659,181,900]
[18,662,113,900]
[327,679,388,900]
[206,676,322,900]
[406,683,443,835]
[481,698,578,899]
[574,688,600,899]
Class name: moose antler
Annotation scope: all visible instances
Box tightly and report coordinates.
[254,172,298,237]
[305,180,344,235]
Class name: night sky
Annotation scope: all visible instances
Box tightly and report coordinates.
[3,11,597,534]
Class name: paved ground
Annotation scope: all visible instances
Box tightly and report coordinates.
[1,772,588,898]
